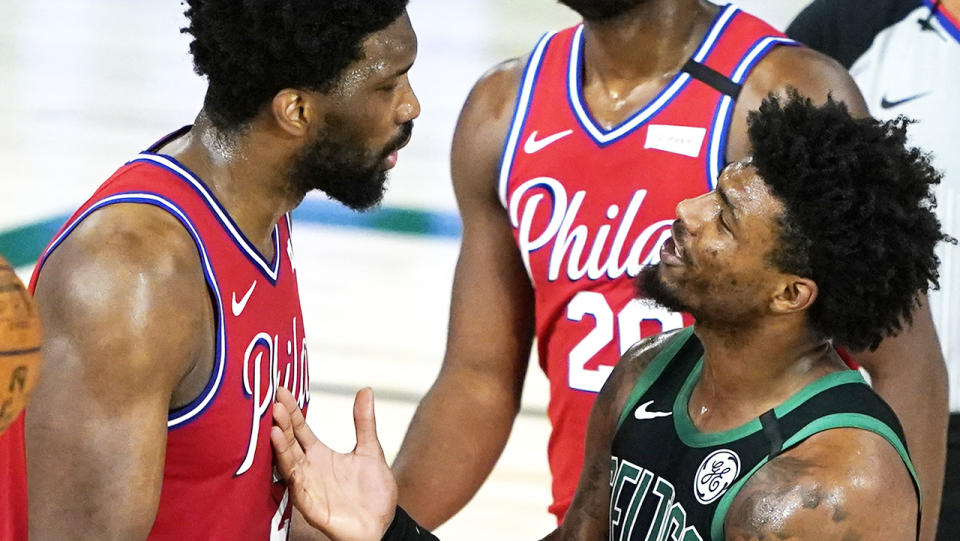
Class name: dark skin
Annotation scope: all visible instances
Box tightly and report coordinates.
[552,163,918,541]
[268,164,919,541]
[392,0,946,534]
[26,13,419,540]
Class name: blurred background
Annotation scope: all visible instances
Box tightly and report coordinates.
[0,1,814,537]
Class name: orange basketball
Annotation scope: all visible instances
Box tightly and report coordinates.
[0,256,42,435]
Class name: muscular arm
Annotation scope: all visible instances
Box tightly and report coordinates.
[730,48,946,540]
[27,205,212,540]
[726,428,918,540]
[848,296,946,540]
[392,58,536,528]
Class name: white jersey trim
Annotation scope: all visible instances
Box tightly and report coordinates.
[567,4,739,146]
[133,154,282,282]
[37,192,227,428]
[706,36,798,187]
[498,31,558,209]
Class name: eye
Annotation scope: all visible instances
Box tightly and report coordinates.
[719,211,733,232]
[377,81,398,92]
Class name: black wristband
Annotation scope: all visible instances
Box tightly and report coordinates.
[381,506,439,541]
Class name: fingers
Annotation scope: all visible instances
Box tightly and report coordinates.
[271,401,305,481]
[353,387,385,459]
[277,386,320,450]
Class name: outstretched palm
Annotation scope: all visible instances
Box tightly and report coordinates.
[271,386,398,541]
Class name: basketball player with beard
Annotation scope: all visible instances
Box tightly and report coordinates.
[269,91,945,541]
[22,1,419,539]
[392,0,948,534]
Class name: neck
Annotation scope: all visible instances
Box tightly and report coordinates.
[688,319,846,432]
[163,113,301,255]
[580,0,716,83]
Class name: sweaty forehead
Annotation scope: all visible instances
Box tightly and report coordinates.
[718,160,783,219]
[357,13,416,73]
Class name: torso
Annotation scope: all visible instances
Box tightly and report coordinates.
[499,6,795,519]
[28,130,311,540]
[609,328,919,540]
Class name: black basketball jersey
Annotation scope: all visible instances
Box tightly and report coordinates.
[609,327,920,540]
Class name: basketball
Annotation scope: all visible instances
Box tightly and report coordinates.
[0,256,42,434]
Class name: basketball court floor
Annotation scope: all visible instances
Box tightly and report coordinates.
[0,1,812,537]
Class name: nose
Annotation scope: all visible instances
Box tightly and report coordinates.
[675,191,716,233]
[396,75,421,124]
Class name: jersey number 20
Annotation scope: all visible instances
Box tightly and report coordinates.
[567,291,683,392]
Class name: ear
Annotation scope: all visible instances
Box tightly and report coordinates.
[769,276,818,315]
[270,88,327,138]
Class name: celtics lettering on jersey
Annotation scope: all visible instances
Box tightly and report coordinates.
[610,456,706,541]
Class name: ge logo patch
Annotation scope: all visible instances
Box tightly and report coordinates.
[694,449,741,504]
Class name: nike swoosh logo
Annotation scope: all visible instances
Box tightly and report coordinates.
[634,400,672,420]
[523,129,573,154]
[232,280,257,317]
[881,92,930,109]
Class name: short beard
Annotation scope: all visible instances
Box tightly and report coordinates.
[636,264,766,331]
[637,264,691,314]
[558,0,645,21]
[288,121,413,211]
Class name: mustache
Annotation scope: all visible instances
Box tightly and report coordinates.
[381,121,414,158]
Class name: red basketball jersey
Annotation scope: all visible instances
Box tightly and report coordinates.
[0,413,27,540]
[25,129,310,540]
[500,5,794,521]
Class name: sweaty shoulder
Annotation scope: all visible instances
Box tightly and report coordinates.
[725,428,918,541]
[451,57,527,198]
[33,203,211,395]
[727,45,869,161]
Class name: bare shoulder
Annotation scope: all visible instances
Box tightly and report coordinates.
[33,203,209,390]
[743,46,867,111]
[726,428,917,541]
[451,56,527,200]
[725,45,869,161]
[618,329,686,383]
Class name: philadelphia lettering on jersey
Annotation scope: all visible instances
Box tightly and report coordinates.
[609,328,920,541]
[29,127,310,540]
[499,3,797,519]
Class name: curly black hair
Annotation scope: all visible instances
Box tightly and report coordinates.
[749,90,952,351]
[182,0,409,130]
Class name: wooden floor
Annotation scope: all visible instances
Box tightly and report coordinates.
[0,1,813,538]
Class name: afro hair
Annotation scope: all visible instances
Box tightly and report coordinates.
[749,90,952,351]
[182,0,409,130]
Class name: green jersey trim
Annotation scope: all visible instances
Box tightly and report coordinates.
[709,412,921,541]
[617,327,696,430]
[674,365,868,448]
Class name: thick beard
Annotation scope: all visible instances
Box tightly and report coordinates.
[557,0,645,21]
[288,122,413,211]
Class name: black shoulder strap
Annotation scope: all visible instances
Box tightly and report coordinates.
[682,59,742,99]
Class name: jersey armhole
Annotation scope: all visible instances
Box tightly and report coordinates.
[709,412,921,541]
[34,193,227,430]
[497,31,557,210]
[616,327,696,429]
[704,36,799,188]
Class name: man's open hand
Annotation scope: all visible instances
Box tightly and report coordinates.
[272,386,398,541]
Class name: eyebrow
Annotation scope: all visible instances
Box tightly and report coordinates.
[716,185,738,221]
[390,60,414,79]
